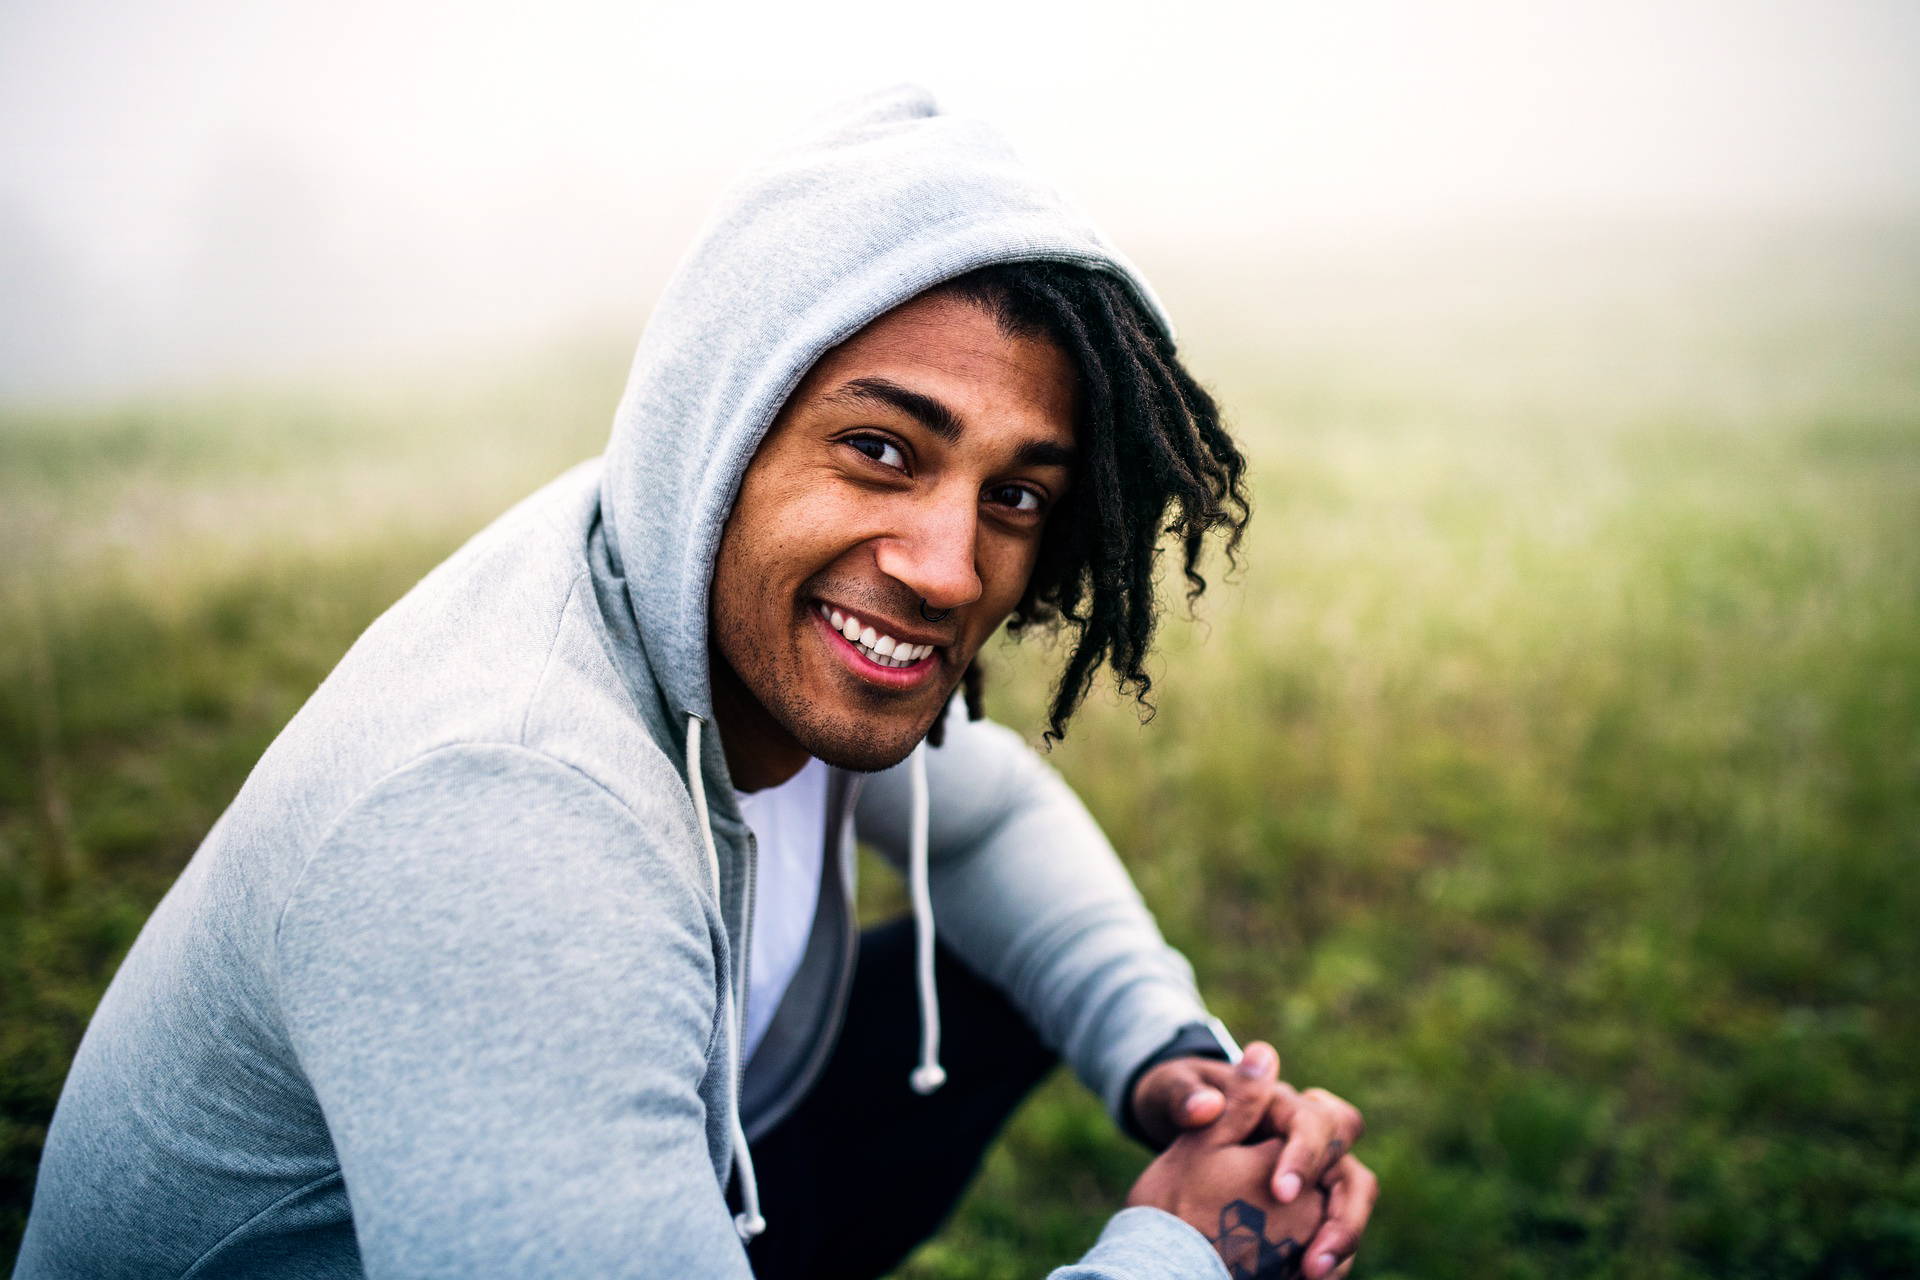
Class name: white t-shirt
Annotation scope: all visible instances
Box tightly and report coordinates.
[736,757,830,1066]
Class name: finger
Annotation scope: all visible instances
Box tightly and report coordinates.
[1133,1062,1194,1141]
[1202,1041,1280,1146]
[1154,1058,1229,1129]
[1304,1155,1378,1279]
[1305,1086,1368,1146]
[1179,1059,1262,1127]
[1302,1226,1356,1280]
[1332,1261,1353,1280]
[1270,1094,1335,1202]
[1135,1060,1228,1143]
[1273,1088,1365,1202]
[1256,1079,1301,1149]
[1180,1085,1225,1126]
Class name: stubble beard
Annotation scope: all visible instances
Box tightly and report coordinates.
[713,599,954,775]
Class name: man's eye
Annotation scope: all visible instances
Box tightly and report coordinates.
[988,484,1045,514]
[846,435,907,471]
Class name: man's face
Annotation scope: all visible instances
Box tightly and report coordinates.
[709,291,1077,779]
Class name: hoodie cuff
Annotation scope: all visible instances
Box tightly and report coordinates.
[1053,1207,1231,1280]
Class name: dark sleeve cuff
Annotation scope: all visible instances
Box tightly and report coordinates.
[1118,1018,1241,1150]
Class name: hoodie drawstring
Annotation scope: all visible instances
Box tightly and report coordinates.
[684,715,766,1243]
[907,742,947,1094]
[683,716,945,1245]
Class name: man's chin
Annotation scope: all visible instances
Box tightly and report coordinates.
[787,708,944,774]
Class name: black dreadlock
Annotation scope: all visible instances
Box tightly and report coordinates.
[923,260,1250,747]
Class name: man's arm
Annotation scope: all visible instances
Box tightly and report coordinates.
[857,714,1378,1279]
[273,740,1251,1280]
[853,709,1214,1125]
[273,744,753,1278]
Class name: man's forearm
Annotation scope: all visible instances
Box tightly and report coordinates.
[855,710,1220,1121]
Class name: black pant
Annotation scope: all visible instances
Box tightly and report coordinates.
[729,919,1060,1280]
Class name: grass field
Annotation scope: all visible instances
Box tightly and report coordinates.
[3,221,1918,1276]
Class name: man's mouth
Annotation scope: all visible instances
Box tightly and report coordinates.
[813,603,941,671]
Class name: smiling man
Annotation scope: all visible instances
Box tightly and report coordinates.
[19,90,1375,1280]
[708,288,1079,785]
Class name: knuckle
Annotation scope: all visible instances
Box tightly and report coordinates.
[1231,1076,1271,1102]
[1299,1088,1364,1127]
[1286,1137,1326,1169]
[1238,1074,1281,1103]
[1316,1225,1358,1254]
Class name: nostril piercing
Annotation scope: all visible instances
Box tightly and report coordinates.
[918,601,951,624]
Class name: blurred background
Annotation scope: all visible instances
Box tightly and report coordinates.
[3,1,1917,1275]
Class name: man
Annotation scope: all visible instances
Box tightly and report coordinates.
[16,87,1375,1278]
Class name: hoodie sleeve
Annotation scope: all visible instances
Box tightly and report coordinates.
[1053,1209,1232,1279]
[853,710,1217,1130]
[272,743,753,1279]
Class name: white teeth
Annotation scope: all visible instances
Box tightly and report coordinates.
[816,604,940,667]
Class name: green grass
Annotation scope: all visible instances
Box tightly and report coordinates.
[4,224,1919,1276]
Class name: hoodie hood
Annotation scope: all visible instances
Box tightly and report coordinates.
[600,83,1173,729]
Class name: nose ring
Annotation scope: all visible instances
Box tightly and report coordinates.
[918,601,951,624]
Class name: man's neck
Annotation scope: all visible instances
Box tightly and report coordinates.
[707,647,811,794]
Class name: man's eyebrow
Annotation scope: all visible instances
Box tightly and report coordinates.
[1014,439,1076,470]
[828,377,963,444]
[827,376,1077,470]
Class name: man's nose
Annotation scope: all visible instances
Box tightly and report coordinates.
[873,492,983,613]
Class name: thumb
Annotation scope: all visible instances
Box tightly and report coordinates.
[1203,1041,1280,1146]
[1163,1061,1229,1130]
[1134,1060,1226,1147]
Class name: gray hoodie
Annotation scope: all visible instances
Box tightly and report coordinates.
[15,86,1232,1279]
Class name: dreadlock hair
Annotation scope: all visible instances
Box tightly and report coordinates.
[922,260,1250,747]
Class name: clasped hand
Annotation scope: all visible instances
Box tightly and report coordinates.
[1127,1042,1376,1279]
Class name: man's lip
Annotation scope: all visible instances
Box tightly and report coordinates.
[811,608,944,688]
[810,599,954,651]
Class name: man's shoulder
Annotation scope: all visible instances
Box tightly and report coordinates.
[215,461,693,881]
[343,462,667,757]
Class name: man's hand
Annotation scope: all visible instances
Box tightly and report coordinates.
[1128,1059,1325,1278]
[1130,1041,1377,1279]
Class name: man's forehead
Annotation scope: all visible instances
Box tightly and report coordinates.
[793,292,1079,432]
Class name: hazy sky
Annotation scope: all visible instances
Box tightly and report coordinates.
[3,0,1917,399]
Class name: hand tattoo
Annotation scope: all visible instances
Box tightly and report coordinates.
[1209,1200,1304,1280]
